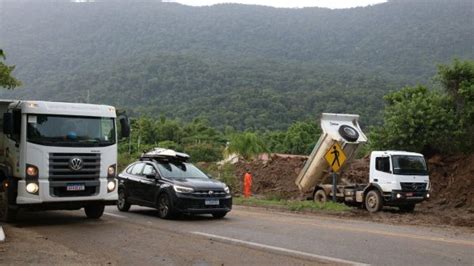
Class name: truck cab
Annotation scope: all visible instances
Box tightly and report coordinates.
[365,151,430,212]
[0,100,130,222]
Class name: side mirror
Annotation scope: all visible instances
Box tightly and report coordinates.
[146,173,158,179]
[119,115,130,138]
[3,113,13,135]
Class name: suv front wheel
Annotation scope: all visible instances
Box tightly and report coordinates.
[117,188,131,212]
[157,193,175,219]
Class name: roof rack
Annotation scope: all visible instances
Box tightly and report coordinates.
[140,148,190,162]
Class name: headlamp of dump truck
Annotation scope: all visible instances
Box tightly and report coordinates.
[396,193,402,199]
[26,182,39,194]
[426,193,430,199]
[25,164,39,195]
[108,165,116,178]
[26,165,38,178]
[107,180,116,192]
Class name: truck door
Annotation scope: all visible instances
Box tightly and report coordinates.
[373,156,393,192]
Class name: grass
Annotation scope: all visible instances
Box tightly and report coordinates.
[234,197,351,213]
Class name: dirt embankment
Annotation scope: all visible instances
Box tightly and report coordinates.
[233,153,474,227]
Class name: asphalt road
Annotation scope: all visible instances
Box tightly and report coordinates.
[1,205,473,265]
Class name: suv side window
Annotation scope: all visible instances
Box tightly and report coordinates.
[375,157,391,173]
[142,164,157,176]
[130,163,144,175]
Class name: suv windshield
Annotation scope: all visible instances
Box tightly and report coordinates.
[391,155,428,175]
[27,114,115,147]
[156,161,209,179]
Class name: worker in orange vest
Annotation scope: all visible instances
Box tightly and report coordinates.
[243,170,253,198]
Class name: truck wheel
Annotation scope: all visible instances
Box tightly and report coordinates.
[338,125,359,142]
[365,190,383,213]
[399,204,416,213]
[117,188,131,212]
[84,204,105,219]
[0,180,18,223]
[313,189,327,203]
[157,193,175,219]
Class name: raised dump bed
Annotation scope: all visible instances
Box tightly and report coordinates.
[295,113,367,192]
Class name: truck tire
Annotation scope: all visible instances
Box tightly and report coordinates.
[399,204,416,213]
[365,190,383,213]
[338,125,359,142]
[313,189,327,203]
[117,188,131,212]
[84,204,105,219]
[0,179,18,223]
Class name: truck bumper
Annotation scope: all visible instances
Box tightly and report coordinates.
[16,200,117,211]
[384,190,430,205]
[16,179,118,205]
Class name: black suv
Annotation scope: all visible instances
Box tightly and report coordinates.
[116,151,232,219]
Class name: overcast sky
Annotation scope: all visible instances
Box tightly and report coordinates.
[163,0,388,9]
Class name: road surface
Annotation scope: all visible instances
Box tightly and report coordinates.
[1,205,473,265]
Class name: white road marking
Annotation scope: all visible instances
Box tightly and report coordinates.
[0,226,5,242]
[191,231,368,266]
[104,212,127,219]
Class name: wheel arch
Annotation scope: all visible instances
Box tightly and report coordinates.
[363,183,383,198]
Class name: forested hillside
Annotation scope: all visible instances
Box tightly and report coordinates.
[1,0,472,129]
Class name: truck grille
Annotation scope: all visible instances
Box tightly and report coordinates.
[192,190,227,198]
[400,182,427,192]
[49,153,101,181]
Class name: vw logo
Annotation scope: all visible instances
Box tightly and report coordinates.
[208,190,214,195]
[69,157,83,171]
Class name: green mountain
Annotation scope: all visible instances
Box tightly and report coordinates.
[0,0,472,130]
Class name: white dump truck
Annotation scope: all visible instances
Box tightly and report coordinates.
[295,113,430,212]
[0,100,130,221]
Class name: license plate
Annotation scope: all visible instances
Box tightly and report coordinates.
[406,192,414,197]
[66,184,85,191]
[205,199,219,206]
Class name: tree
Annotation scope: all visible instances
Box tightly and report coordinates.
[370,86,458,154]
[0,49,22,89]
[437,60,474,151]
[284,121,320,155]
[227,132,267,160]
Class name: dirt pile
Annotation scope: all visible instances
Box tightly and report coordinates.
[233,154,307,199]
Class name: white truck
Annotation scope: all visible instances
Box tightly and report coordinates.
[0,100,130,222]
[295,113,430,212]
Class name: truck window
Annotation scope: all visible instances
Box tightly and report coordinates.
[375,157,390,173]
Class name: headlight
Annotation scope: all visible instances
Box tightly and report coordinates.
[108,165,116,178]
[396,193,402,199]
[224,185,230,194]
[426,193,430,199]
[107,180,116,192]
[173,185,194,193]
[26,183,39,194]
[26,164,39,177]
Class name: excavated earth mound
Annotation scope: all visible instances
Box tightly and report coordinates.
[234,154,307,199]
